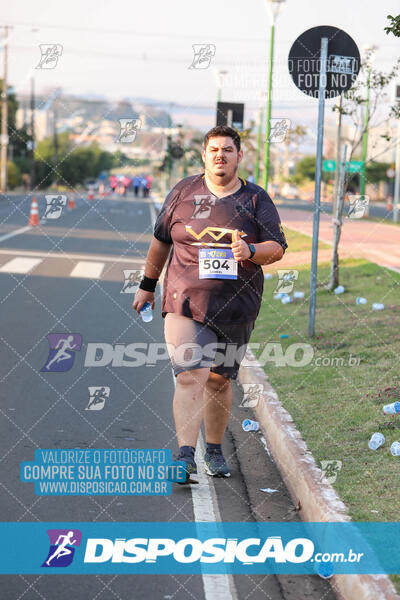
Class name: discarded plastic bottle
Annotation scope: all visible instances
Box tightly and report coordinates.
[281,296,293,305]
[383,401,400,415]
[274,292,285,300]
[280,334,289,339]
[368,432,385,450]
[293,291,305,299]
[242,419,259,432]
[372,303,384,311]
[334,285,345,294]
[264,273,273,280]
[140,302,153,323]
[390,441,400,456]
[356,297,367,305]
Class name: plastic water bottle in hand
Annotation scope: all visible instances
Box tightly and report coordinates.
[140,301,153,323]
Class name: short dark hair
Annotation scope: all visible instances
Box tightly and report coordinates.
[203,126,241,152]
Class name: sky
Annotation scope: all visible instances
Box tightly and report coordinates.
[1,0,399,134]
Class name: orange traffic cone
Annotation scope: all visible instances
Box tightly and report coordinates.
[68,195,76,209]
[88,190,94,201]
[29,196,39,226]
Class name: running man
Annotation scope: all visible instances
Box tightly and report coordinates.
[45,531,77,566]
[45,335,76,371]
[133,126,287,484]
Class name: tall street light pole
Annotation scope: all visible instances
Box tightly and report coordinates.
[262,0,285,193]
[254,107,264,185]
[215,69,228,105]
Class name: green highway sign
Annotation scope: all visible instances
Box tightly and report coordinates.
[323,159,336,172]
[323,160,364,173]
[347,160,363,173]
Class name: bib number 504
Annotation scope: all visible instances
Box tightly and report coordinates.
[203,259,229,270]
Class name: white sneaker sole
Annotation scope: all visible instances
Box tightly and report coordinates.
[204,464,231,478]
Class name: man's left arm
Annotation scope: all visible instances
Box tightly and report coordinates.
[231,236,284,265]
[249,240,284,265]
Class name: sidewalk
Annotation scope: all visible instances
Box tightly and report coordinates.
[279,207,400,272]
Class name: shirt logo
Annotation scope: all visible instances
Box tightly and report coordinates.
[185,226,247,247]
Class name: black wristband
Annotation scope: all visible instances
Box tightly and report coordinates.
[139,276,158,292]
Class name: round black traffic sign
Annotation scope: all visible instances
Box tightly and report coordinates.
[288,26,360,99]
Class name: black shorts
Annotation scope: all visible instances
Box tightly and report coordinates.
[164,313,255,380]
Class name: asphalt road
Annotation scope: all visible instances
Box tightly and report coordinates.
[0,192,336,600]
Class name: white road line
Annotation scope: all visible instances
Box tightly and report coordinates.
[0,248,144,264]
[0,225,32,243]
[69,261,105,279]
[0,257,42,274]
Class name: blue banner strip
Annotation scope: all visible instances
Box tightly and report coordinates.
[0,522,399,574]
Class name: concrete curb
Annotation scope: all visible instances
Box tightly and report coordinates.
[238,349,399,600]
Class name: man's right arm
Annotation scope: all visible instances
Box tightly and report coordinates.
[132,236,171,313]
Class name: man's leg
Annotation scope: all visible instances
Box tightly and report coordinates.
[203,372,232,477]
[173,367,210,448]
[203,372,232,443]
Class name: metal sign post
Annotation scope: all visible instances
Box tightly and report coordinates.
[308,37,328,337]
[288,25,360,337]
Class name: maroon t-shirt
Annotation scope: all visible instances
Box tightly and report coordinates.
[154,174,287,325]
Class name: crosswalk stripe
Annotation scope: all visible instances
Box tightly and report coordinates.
[0,257,43,274]
[69,261,105,279]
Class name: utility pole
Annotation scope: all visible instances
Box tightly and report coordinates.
[0,26,9,193]
[30,77,35,190]
[254,107,263,185]
[360,66,371,198]
[262,0,285,193]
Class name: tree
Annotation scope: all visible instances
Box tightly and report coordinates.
[35,132,116,188]
[384,14,400,37]
[327,52,400,290]
[295,156,316,182]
